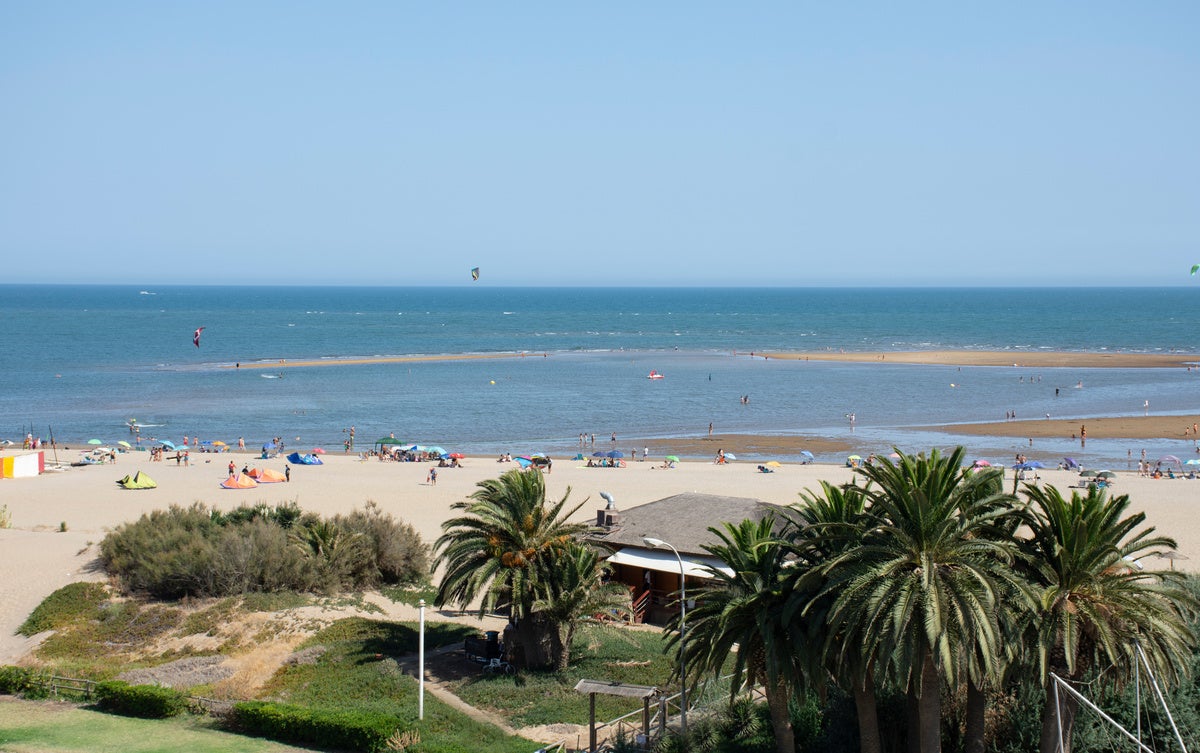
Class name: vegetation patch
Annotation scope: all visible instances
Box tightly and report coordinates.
[451,624,677,728]
[95,680,188,718]
[100,501,429,599]
[17,581,108,636]
[229,701,411,753]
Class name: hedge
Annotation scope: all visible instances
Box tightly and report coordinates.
[94,680,187,718]
[229,700,413,753]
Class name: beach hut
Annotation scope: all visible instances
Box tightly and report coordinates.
[1,451,44,479]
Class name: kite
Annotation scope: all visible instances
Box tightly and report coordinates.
[193,327,205,348]
[471,267,480,281]
[1192,264,1199,276]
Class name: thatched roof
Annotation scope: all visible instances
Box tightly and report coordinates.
[586,492,781,556]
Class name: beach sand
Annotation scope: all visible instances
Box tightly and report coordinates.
[3,448,1198,664]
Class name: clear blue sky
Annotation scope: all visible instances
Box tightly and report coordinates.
[1,2,1196,286]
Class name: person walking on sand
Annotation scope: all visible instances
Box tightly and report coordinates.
[708,422,713,437]
[228,461,235,478]
[427,466,437,485]
[284,464,291,482]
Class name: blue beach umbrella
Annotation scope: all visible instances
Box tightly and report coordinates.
[606,450,624,458]
[160,440,176,450]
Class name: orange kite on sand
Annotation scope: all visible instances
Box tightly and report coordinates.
[247,468,287,483]
[220,473,258,489]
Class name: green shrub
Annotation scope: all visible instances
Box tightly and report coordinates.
[18,582,108,636]
[100,502,428,598]
[94,680,187,718]
[0,666,33,695]
[229,700,412,753]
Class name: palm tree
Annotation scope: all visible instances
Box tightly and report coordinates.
[432,469,589,669]
[532,542,631,671]
[788,480,884,753]
[1021,484,1197,753]
[677,515,810,753]
[825,448,1028,753]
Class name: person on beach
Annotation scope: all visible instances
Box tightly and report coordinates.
[238,437,245,450]
[183,450,189,467]
[427,467,437,485]
[643,446,649,461]
[708,422,713,437]
[611,432,617,443]
[715,448,725,464]
[227,461,235,477]
[284,464,291,482]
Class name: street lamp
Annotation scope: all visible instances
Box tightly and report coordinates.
[642,536,687,737]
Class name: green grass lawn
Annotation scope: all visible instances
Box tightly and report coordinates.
[0,697,311,753]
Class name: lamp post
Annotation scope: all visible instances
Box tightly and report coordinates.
[418,598,426,720]
[642,536,686,737]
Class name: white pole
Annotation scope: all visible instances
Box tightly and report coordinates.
[418,599,426,720]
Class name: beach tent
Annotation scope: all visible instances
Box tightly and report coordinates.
[287,452,323,465]
[254,468,287,483]
[116,471,157,490]
[221,473,259,489]
[2,451,44,479]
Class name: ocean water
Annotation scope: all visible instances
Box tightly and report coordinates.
[1,285,1197,467]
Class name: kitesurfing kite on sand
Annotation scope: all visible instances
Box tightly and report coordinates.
[193,327,205,348]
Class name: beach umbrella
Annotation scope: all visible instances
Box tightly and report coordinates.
[765,461,782,468]
[1158,455,1183,468]
[87,439,102,445]
[1063,457,1079,469]
[117,441,132,448]
[1097,471,1116,479]
[592,451,607,458]
[1079,469,1096,477]
[160,440,176,450]
[606,450,624,458]
[799,450,814,461]
[665,455,680,462]
[425,446,447,456]
[1026,461,1045,469]
[971,459,991,467]
[311,448,325,454]
[1185,459,1200,466]
[448,453,464,459]
[212,440,227,447]
[723,452,736,461]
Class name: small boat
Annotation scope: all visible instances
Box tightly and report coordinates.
[647,370,665,380]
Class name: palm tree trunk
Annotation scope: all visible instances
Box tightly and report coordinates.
[765,676,795,753]
[906,687,921,753]
[1039,679,1079,753]
[852,668,882,753]
[918,653,942,753]
[964,679,986,753]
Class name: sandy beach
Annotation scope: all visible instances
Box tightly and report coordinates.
[4,445,1199,665]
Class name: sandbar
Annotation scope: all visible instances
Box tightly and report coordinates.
[937,415,1200,441]
[762,350,1200,369]
[227,352,546,370]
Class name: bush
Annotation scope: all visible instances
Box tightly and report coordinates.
[94,680,187,718]
[18,582,108,636]
[0,666,33,695]
[229,700,412,753]
[100,502,428,598]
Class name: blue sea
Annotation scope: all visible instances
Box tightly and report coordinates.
[1,285,1197,468]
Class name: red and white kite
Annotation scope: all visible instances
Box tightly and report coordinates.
[193,327,205,348]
